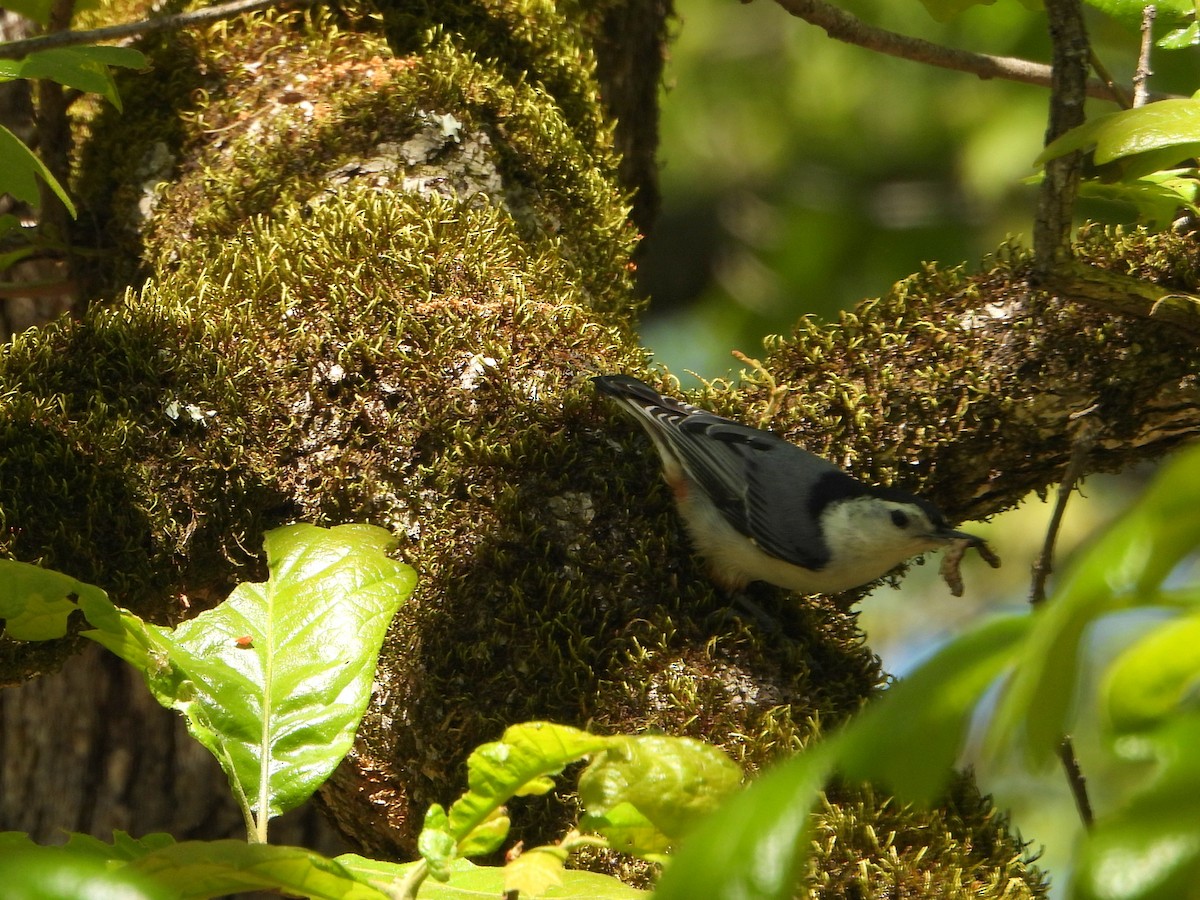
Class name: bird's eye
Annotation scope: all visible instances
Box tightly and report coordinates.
[890,509,910,528]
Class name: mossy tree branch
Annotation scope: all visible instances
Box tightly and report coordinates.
[1,0,1197,894]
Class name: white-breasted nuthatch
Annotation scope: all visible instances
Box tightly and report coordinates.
[594,374,983,595]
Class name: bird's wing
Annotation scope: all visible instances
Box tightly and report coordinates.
[594,374,857,571]
[669,416,851,571]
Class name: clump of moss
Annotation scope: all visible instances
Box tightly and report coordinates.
[810,778,1047,899]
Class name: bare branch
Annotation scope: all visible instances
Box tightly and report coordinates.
[1134,5,1156,108]
[0,0,300,60]
[770,0,1128,103]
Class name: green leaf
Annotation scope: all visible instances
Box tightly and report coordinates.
[1076,170,1200,227]
[446,722,612,849]
[0,559,111,640]
[839,614,1031,803]
[1037,100,1200,176]
[83,523,415,824]
[340,856,648,899]
[505,845,568,897]
[417,805,459,881]
[1159,20,1200,48]
[0,46,148,109]
[0,123,77,216]
[655,741,837,900]
[578,733,742,856]
[0,844,171,900]
[1103,610,1200,735]
[63,830,176,862]
[1082,0,1194,30]
[129,840,391,900]
[989,444,1200,764]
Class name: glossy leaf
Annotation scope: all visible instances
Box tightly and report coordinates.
[1159,21,1200,49]
[0,559,108,640]
[578,733,742,855]
[83,523,415,823]
[1037,100,1200,175]
[839,614,1031,802]
[0,123,77,215]
[655,741,837,900]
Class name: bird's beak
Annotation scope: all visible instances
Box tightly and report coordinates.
[933,527,984,545]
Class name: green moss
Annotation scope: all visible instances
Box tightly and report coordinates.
[74,5,636,316]
[810,778,1047,899]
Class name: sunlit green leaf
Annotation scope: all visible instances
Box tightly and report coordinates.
[339,856,648,899]
[83,523,415,822]
[447,722,611,846]
[0,844,170,900]
[505,845,568,898]
[841,614,1031,802]
[655,741,837,900]
[63,831,176,861]
[578,733,742,856]
[1159,21,1200,49]
[129,840,391,900]
[0,559,110,641]
[0,123,77,216]
[418,805,458,881]
[1082,0,1194,30]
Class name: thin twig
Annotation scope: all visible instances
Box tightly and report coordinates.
[1088,50,1131,110]
[1133,5,1156,108]
[1030,425,1099,831]
[1058,736,1095,828]
[771,0,1135,104]
[1030,423,1096,605]
[0,0,299,60]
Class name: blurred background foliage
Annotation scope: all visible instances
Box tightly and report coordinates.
[638,0,1198,380]
[637,1,1200,894]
